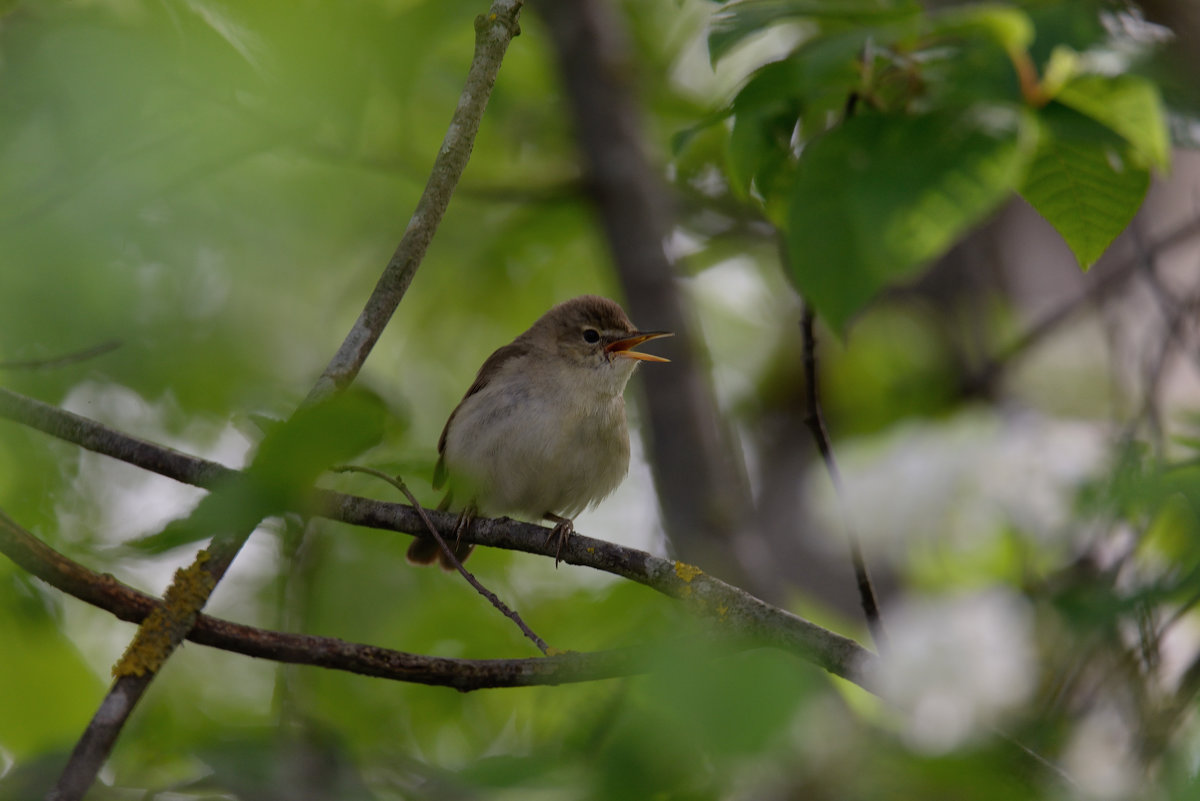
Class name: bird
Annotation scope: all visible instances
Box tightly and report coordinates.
[406,295,671,569]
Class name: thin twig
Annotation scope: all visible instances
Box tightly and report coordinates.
[47,4,527,799]
[306,6,524,404]
[0,340,122,371]
[962,216,1200,396]
[800,303,887,652]
[332,465,551,654]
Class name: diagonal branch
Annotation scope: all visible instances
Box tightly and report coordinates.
[0,509,648,690]
[306,6,524,403]
[47,4,526,799]
[961,216,1200,397]
[0,385,876,688]
[332,465,552,655]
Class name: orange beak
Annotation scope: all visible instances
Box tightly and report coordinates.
[605,331,673,363]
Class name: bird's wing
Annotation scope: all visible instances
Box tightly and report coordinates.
[434,342,531,489]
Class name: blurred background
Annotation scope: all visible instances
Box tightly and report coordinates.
[2,0,1200,798]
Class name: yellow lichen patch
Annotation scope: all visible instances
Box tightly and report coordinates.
[113,558,217,678]
[113,607,172,677]
[545,646,567,657]
[715,603,729,619]
[674,561,703,582]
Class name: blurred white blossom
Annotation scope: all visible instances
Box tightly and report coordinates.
[807,410,1108,564]
[1063,705,1139,800]
[873,588,1037,753]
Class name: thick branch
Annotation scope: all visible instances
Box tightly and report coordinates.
[0,510,647,690]
[0,386,876,688]
[535,0,758,588]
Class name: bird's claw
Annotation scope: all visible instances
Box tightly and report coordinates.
[543,515,574,568]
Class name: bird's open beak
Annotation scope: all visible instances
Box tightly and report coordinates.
[606,331,673,362]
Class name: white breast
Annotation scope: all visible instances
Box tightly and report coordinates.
[440,357,633,520]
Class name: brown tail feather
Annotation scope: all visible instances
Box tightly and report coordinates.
[405,535,474,570]
[406,499,475,569]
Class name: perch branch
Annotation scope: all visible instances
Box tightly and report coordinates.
[0,385,875,689]
[0,509,646,690]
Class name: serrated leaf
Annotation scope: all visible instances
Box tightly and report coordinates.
[1019,103,1149,270]
[708,0,919,66]
[1057,74,1170,170]
[786,108,1029,330]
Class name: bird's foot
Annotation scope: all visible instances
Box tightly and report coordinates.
[438,506,476,571]
[543,513,574,568]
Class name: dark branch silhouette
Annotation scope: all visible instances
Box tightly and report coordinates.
[800,302,887,652]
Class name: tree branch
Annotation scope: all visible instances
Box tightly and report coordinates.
[0,340,121,371]
[0,385,876,689]
[800,302,886,651]
[961,216,1200,397]
[305,3,524,404]
[46,4,527,798]
[0,509,649,690]
[535,0,760,591]
[332,465,552,655]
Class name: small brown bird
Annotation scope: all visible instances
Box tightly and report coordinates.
[406,295,671,568]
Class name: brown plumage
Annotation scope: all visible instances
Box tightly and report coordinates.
[407,295,670,568]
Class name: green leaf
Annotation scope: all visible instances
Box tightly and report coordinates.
[728,108,790,201]
[724,28,891,202]
[0,572,104,757]
[727,60,806,201]
[910,6,1037,109]
[1040,45,1080,97]
[708,0,920,66]
[128,388,386,552]
[1019,103,1149,270]
[924,3,1034,54]
[785,107,1030,329]
[1056,74,1170,170]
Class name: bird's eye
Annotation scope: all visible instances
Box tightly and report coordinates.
[582,328,601,344]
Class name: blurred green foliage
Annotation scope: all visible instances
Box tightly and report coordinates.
[694,0,1173,327]
[1,0,1198,799]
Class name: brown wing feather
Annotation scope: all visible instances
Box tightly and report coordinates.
[433,342,530,489]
